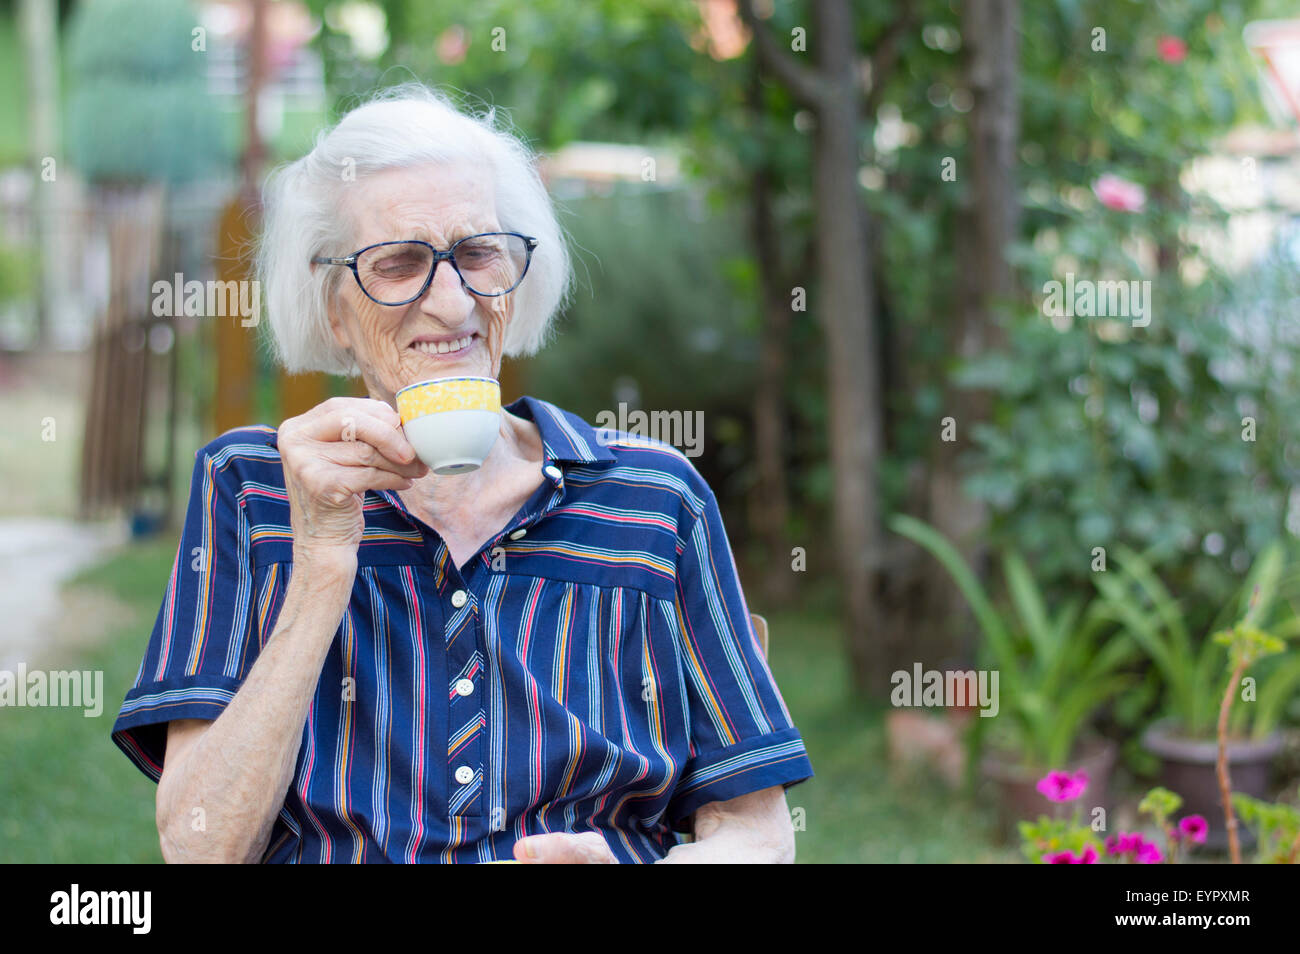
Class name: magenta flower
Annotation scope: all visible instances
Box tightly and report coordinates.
[1108,831,1163,862]
[1136,839,1164,864]
[1106,832,1139,856]
[1036,769,1089,802]
[1177,815,1208,844]
[1157,36,1187,64]
[1093,174,1147,213]
[1043,846,1097,864]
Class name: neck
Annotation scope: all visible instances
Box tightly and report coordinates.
[398,406,541,521]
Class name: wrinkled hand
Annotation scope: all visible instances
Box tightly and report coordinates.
[513,832,618,864]
[278,396,427,559]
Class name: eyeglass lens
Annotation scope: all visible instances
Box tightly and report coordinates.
[355,234,529,303]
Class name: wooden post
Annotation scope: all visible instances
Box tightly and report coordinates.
[498,355,523,403]
[278,368,331,421]
[213,197,257,437]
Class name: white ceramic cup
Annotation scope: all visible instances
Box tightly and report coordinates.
[395,376,502,475]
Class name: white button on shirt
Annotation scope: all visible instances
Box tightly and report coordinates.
[543,464,562,482]
[451,589,468,608]
[454,766,474,785]
[454,678,475,697]
[509,528,527,540]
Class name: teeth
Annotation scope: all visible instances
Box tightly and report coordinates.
[412,335,474,355]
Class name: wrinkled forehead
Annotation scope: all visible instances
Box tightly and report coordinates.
[342,160,500,249]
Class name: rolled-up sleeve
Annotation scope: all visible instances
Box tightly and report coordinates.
[664,486,814,831]
[111,441,262,782]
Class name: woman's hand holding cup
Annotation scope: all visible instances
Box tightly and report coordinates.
[278,396,428,562]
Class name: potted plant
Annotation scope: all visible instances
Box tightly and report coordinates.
[890,515,1138,835]
[1093,542,1300,851]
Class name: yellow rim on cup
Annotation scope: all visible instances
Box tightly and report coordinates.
[395,376,501,424]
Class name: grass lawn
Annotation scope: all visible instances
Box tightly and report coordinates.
[0,537,1018,863]
[0,363,84,520]
[0,536,175,863]
[763,607,1019,863]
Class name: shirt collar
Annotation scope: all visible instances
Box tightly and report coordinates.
[505,395,617,467]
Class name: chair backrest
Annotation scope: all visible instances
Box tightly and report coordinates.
[750,613,769,658]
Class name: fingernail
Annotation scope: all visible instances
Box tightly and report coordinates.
[522,840,536,859]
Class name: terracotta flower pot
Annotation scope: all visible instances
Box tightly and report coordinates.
[981,737,1118,842]
[1141,719,1283,852]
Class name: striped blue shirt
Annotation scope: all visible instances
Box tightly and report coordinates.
[111,396,814,863]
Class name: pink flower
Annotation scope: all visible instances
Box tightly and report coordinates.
[436,25,469,65]
[1106,832,1139,856]
[1093,174,1147,213]
[1136,839,1164,864]
[1036,769,1089,802]
[1177,815,1208,844]
[1043,847,1096,864]
[1108,831,1164,861]
[1157,36,1187,64]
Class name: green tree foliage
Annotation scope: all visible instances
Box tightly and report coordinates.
[957,1,1300,627]
[65,0,227,184]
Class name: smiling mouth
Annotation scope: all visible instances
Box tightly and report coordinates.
[410,333,478,356]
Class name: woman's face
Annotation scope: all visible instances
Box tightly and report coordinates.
[325,161,516,403]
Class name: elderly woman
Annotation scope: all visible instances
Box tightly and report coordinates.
[111,84,813,864]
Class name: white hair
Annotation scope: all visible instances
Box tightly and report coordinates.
[255,83,570,375]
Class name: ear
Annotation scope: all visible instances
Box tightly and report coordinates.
[326,304,351,353]
[321,295,351,356]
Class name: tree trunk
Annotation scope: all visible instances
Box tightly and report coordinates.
[738,0,893,694]
[812,0,886,694]
[915,0,1020,669]
[747,58,795,604]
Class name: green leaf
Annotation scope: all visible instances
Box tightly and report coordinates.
[1046,674,1133,768]
[1138,786,1182,823]
[1252,654,1300,740]
[889,515,1022,693]
[1241,542,1285,627]
[1093,570,1188,720]
[1114,546,1193,670]
[1005,552,1056,669]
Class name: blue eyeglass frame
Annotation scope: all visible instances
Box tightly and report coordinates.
[311,231,539,306]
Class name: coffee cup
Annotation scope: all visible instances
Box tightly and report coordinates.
[395,376,502,475]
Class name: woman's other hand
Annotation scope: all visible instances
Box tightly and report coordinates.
[513,832,619,864]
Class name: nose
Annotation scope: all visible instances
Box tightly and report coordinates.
[417,255,474,326]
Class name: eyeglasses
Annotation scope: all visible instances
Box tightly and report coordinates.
[312,232,538,306]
